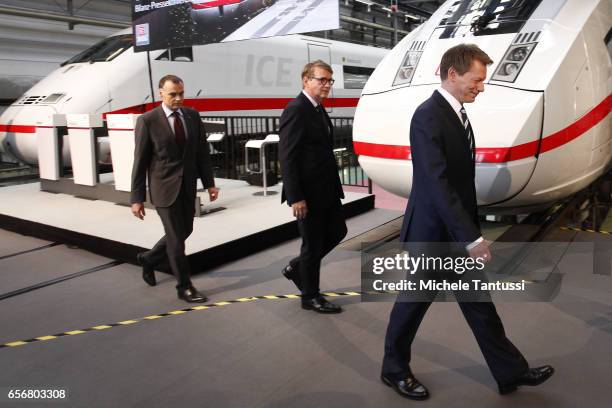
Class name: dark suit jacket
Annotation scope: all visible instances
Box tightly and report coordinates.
[279,92,344,209]
[400,90,480,243]
[130,105,214,208]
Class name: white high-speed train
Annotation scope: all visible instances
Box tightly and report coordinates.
[0,30,386,165]
[354,0,611,212]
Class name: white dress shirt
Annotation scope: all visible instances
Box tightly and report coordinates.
[302,90,319,108]
[437,87,463,122]
[302,90,331,134]
[161,103,189,139]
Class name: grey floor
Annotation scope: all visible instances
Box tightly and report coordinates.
[1,208,611,407]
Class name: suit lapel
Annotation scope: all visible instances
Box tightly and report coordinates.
[433,91,465,135]
[467,121,475,162]
[298,92,333,140]
[181,108,193,141]
[156,105,174,138]
[432,90,474,162]
[155,105,184,158]
[321,107,333,138]
[181,108,199,160]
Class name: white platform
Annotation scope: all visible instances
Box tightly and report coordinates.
[0,177,373,264]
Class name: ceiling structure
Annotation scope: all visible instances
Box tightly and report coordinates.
[310,0,445,47]
[397,0,446,16]
[0,0,447,47]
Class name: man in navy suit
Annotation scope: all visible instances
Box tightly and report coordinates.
[278,60,347,314]
[380,44,554,400]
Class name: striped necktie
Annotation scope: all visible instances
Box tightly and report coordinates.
[459,106,475,161]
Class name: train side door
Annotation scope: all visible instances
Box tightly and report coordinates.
[307,43,333,113]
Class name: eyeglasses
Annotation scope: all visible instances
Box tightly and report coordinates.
[310,76,335,86]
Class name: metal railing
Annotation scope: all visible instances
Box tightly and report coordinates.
[201,116,370,190]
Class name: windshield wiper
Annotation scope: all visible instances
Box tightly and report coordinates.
[471,0,502,33]
[471,0,529,33]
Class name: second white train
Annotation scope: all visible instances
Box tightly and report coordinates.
[0,31,386,165]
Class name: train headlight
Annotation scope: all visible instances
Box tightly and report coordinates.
[508,46,529,61]
[393,50,423,86]
[492,42,536,82]
[501,62,519,76]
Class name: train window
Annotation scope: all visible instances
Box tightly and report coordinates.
[61,35,133,66]
[343,66,375,89]
[605,28,612,60]
[156,50,170,61]
[155,48,193,62]
[171,47,193,62]
[42,93,65,104]
[438,0,543,38]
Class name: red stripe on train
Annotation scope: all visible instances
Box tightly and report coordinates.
[353,142,412,160]
[0,124,36,133]
[355,94,611,164]
[105,97,360,116]
[540,94,611,154]
[0,97,360,130]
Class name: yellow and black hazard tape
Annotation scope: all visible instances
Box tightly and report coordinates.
[560,226,612,235]
[0,291,395,350]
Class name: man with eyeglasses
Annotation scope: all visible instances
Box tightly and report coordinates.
[278,60,347,314]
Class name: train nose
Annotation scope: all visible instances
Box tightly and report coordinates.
[470,85,543,205]
[0,105,58,164]
[353,84,544,206]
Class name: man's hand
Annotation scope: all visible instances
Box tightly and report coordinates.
[468,240,492,263]
[131,202,145,220]
[291,200,308,220]
[207,187,220,202]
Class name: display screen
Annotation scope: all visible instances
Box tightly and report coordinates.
[131,0,340,52]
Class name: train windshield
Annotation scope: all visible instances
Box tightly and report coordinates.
[438,0,544,38]
[61,34,133,66]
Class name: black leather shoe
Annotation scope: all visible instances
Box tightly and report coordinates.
[499,365,555,395]
[281,264,301,290]
[178,287,208,303]
[136,253,156,287]
[301,296,342,314]
[381,373,430,400]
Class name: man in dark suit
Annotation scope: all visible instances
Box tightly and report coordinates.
[279,60,347,314]
[130,74,219,303]
[380,45,554,399]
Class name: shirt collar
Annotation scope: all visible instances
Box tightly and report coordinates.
[302,90,319,108]
[437,87,463,117]
[162,103,181,118]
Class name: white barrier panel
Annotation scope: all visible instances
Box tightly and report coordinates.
[107,114,140,192]
[245,134,280,197]
[36,114,66,181]
[67,114,103,186]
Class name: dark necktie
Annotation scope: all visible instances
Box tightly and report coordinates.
[316,104,330,134]
[172,111,186,149]
[460,106,475,161]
